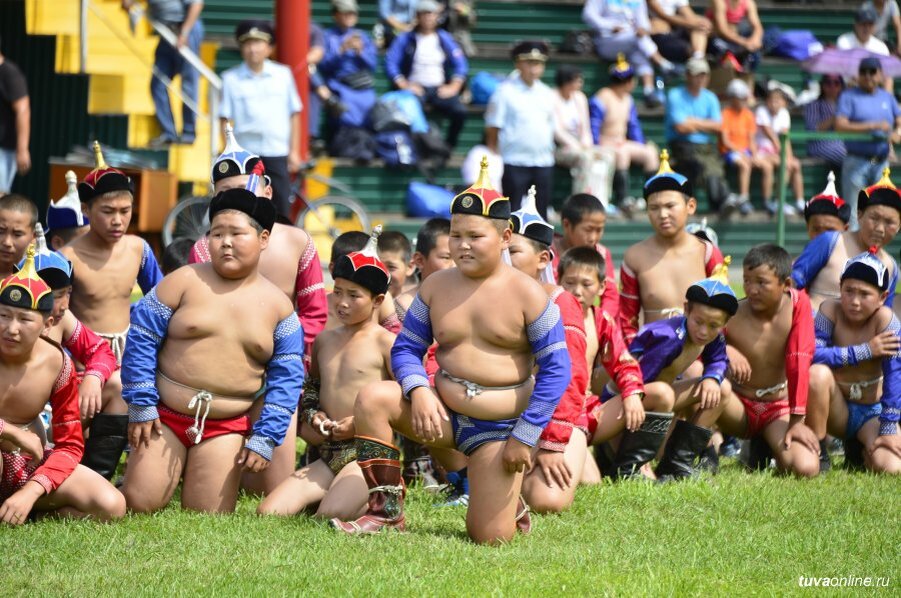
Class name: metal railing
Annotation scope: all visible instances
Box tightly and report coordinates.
[776,130,897,246]
[79,0,222,159]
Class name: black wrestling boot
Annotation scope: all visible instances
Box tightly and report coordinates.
[818,439,832,473]
[611,412,674,479]
[655,420,714,482]
[81,414,129,480]
[742,435,774,471]
[842,437,865,471]
[594,442,616,478]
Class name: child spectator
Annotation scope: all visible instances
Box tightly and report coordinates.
[754,83,805,217]
[719,78,767,217]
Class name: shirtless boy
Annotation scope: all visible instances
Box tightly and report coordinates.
[619,151,724,343]
[331,172,571,544]
[259,229,395,518]
[46,170,90,251]
[121,188,305,513]
[394,217,452,318]
[808,251,901,474]
[794,168,900,311]
[377,230,414,299]
[0,194,36,277]
[803,172,850,241]
[0,247,124,524]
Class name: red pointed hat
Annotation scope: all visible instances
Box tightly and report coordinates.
[805,171,850,224]
[0,244,54,313]
[77,141,133,204]
[333,225,391,295]
[858,167,901,215]
[450,156,510,220]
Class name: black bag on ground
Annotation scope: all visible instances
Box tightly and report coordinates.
[329,126,376,163]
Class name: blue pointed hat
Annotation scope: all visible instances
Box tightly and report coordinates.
[211,123,267,185]
[644,149,693,199]
[510,185,554,247]
[685,257,738,316]
[841,247,889,291]
[47,170,89,232]
[16,224,73,290]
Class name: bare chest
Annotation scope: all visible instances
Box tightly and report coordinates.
[636,250,708,313]
[728,310,792,372]
[69,249,141,302]
[431,288,527,350]
[657,346,703,383]
[585,312,599,366]
[0,366,56,424]
[167,291,277,357]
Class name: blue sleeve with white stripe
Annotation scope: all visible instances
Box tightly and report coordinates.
[880,315,901,435]
[813,310,873,368]
[137,239,164,294]
[391,294,433,398]
[122,288,171,423]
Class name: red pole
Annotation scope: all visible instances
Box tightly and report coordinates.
[276,0,310,161]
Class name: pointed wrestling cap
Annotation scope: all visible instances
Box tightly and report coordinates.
[510,185,555,247]
[208,187,277,232]
[858,167,901,216]
[77,141,133,204]
[841,247,889,292]
[685,256,738,316]
[16,224,73,291]
[0,245,54,313]
[805,171,850,224]
[609,53,634,81]
[451,156,511,219]
[333,224,391,295]
[47,170,89,232]
[685,217,719,247]
[212,123,266,184]
[643,149,693,199]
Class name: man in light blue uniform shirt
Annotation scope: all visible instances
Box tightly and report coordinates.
[221,20,302,219]
[485,41,556,218]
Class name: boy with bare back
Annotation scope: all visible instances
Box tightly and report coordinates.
[259,229,395,519]
[793,169,900,312]
[0,194,36,277]
[331,170,571,544]
[121,188,305,513]
[807,251,901,474]
[619,151,724,343]
[0,247,124,524]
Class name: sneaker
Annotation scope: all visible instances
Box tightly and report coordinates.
[827,437,845,456]
[436,469,469,507]
[177,134,195,145]
[737,196,754,216]
[621,196,646,214]
[148,134,176,148]
[719,436,741,458]
[764,200,798,217]
[644,89,664,109]
[720,193,741,218]
[794,198,806,213]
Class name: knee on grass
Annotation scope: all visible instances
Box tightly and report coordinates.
[86,486,127,521]
[466,517,516,546]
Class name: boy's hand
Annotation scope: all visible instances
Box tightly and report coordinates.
[239,448,270,473]
[535,449,572,489]
[727,346,752,384]
[410,387,449,443]
[621,393,645,432]
[128,419,162,449]
[869,433,901,459]
[330,416,356,441]
[5,427,44,462]
[502,437,532,473]
[868,331,901,358]
[0,481,43,526]
[78,376,104,420]
[694,378,722,409]
[783,420,819,455]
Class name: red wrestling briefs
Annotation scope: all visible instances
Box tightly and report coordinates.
[158,405,251,448]
[1,449,53,502]
[577,394,602,439]
[736,393,791,438]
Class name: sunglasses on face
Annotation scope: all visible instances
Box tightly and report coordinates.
[822,79,841,86]
[860,68,879,75]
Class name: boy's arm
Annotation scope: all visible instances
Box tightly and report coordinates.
[300,337,322,426]
[704,241,724,275]
[63,317,118,385]
[122,287,174,422]
[598,309,644,398]
[137,239,164,294]
[600,245,620,318]
[618,260,640,343]
[885,266,897,308]
[879,315,901,435]
[247,314,305,461]
[812,308,872,367]
[294,237,328,358]
[589,96,605,145]
[791,230,838,290]
[391,294,434,397]
[626,103,645,144]
[700,333,729,382]
[539,291,589,451]
[785,289,815,416]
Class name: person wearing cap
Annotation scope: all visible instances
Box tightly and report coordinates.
[706,0,764,72]
[793,168,901,312]
[385,0,469,150]
[485,41,555,218]
[861,0,901,55]
[837,6,891,56]
[835,57,901,228]
[259,228,395,520]
[719,77,766,217]
[0,41,30,193]
[804,73,847,172]
[665,56,734,213]
[220,19,302,220]
[121,0,204,146]
[121,187,304,514]
[332,164,571,543]
[807,250,901,475]
[46,170,89,251]
[803,171,851,240]
[0,246,125,525]
[589,55,659,214]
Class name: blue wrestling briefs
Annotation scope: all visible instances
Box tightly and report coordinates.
[450,410,517,456]
[846,402,882,440]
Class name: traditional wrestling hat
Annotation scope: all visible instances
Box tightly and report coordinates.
[685,217,719,247]
[841,247,889,292]
[333,225,391,295]
[804,171,850,224]
[511,186,556,283]
[685,256,738,316]
[0,245,54,313]
[643,149,694,200]
[511,40,549,62]
[450,156,511,220]
[77,141,133,204]
[15,224,73,290]
[857,167,901,215]
[208,187,277,233]
[47,170,89,232]
[211,123,270,187]
[609,53,634,81]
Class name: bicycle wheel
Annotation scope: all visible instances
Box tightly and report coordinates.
[296,195,371,239]
[161,195,210,247]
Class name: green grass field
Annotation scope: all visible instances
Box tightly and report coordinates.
[2,460,897,596]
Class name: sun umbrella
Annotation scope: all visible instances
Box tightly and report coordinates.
[802,47,901,78]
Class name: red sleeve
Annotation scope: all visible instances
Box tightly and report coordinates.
[63,318,118,385]
[425,344,439,386]
[539,289,589,451]
[188,236,210,265]
[599,245,619,319]
[618,262,640,343]
[786,289,814,415]
[380,313,402,334]
[704,242,725,275]
[31,355,84,495]
[294,236,328,358]
[597,306,644,399]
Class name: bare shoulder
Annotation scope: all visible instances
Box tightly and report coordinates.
[418,268,456,302]
[623,238,653,270]
[874,305,895,331]
[35,336,64,376]
[396,288,415,310]
[820,299,840,322]
[273,223,310,249]
[58,235,86,259]
[504,266,552,320]
[258,274,295,320]
[155,263,203,306]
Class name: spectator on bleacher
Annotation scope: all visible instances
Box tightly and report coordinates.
[123,0,204,147]
[442,0,477,57]
[386,0,469,150]
[379,0,417,48]
[835,56,901,228]
[220,20,302,219]
[804,74,847,171]
[861,0,901,54]
[321,0,379,136]
[581,0,678,108]
[461,135,503,190]
[647,0,711,63]
[719,78,765,217]
[485,41,555,217]
[755,82,805,216]
[665,57,732,212]
[588,56,659,215]
[707,0,764,72]
[0,41,29,193]
[838,6,890,55]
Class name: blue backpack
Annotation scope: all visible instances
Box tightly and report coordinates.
[470,71,504,105]
[407,181,453,218]
[374,130,417,168]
